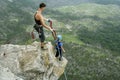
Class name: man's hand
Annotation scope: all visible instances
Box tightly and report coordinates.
[50,28,54,32]
[47,19,52,22]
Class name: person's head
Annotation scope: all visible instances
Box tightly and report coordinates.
[57,35,62,41]
[39,3,46,11]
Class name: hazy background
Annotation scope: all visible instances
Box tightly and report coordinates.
[0,0,120,80]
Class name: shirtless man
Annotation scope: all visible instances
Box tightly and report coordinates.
[34,3,53,49]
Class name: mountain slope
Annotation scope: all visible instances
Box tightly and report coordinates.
[0,0,34,44]
[46,3,120,53]
[43,4,120,80]
[34,0,120,7]
[0,1,120,80]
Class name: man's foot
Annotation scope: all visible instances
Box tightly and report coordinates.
[41,42,46,50]
[55,54,59,58]
[59,57,62,61]
[41,46,44,49]
[41,46,48,50]
[41,42,48,47]
[43,42,48,44]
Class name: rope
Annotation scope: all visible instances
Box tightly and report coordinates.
[64,70,68,80]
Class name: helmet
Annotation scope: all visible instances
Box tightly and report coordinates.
[57,35,62,40]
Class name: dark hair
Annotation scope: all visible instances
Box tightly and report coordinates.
[39,3,46,8]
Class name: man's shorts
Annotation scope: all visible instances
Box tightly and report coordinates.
[34,24,45,42]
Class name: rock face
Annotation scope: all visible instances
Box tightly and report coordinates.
[0,42,68,80]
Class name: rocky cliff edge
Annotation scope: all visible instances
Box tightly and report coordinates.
[0,41,68,80]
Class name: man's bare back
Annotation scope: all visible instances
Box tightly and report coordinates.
[34,3,53,49]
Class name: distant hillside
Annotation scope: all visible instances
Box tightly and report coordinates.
[0,0,120,80]
[45,3,120,80]
[0,0,34,44]
[45,3,120,53]
[34,0,120,7]
[91,0,120,5]
[0,0,120,45]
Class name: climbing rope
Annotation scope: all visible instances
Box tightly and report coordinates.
[64,70,68,80]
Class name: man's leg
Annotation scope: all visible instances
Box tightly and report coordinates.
[40,27,45,48]
[34,25,45,48]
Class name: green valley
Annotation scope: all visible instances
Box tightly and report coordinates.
[0,0,120,80]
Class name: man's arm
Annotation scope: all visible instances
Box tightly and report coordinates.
[43,17,48,21]
[37,14,52,31]
[44,18,51,22]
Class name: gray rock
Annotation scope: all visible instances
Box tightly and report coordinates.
[0,41,68,80]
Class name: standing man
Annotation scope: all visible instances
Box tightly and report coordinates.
[34,3,53,49]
